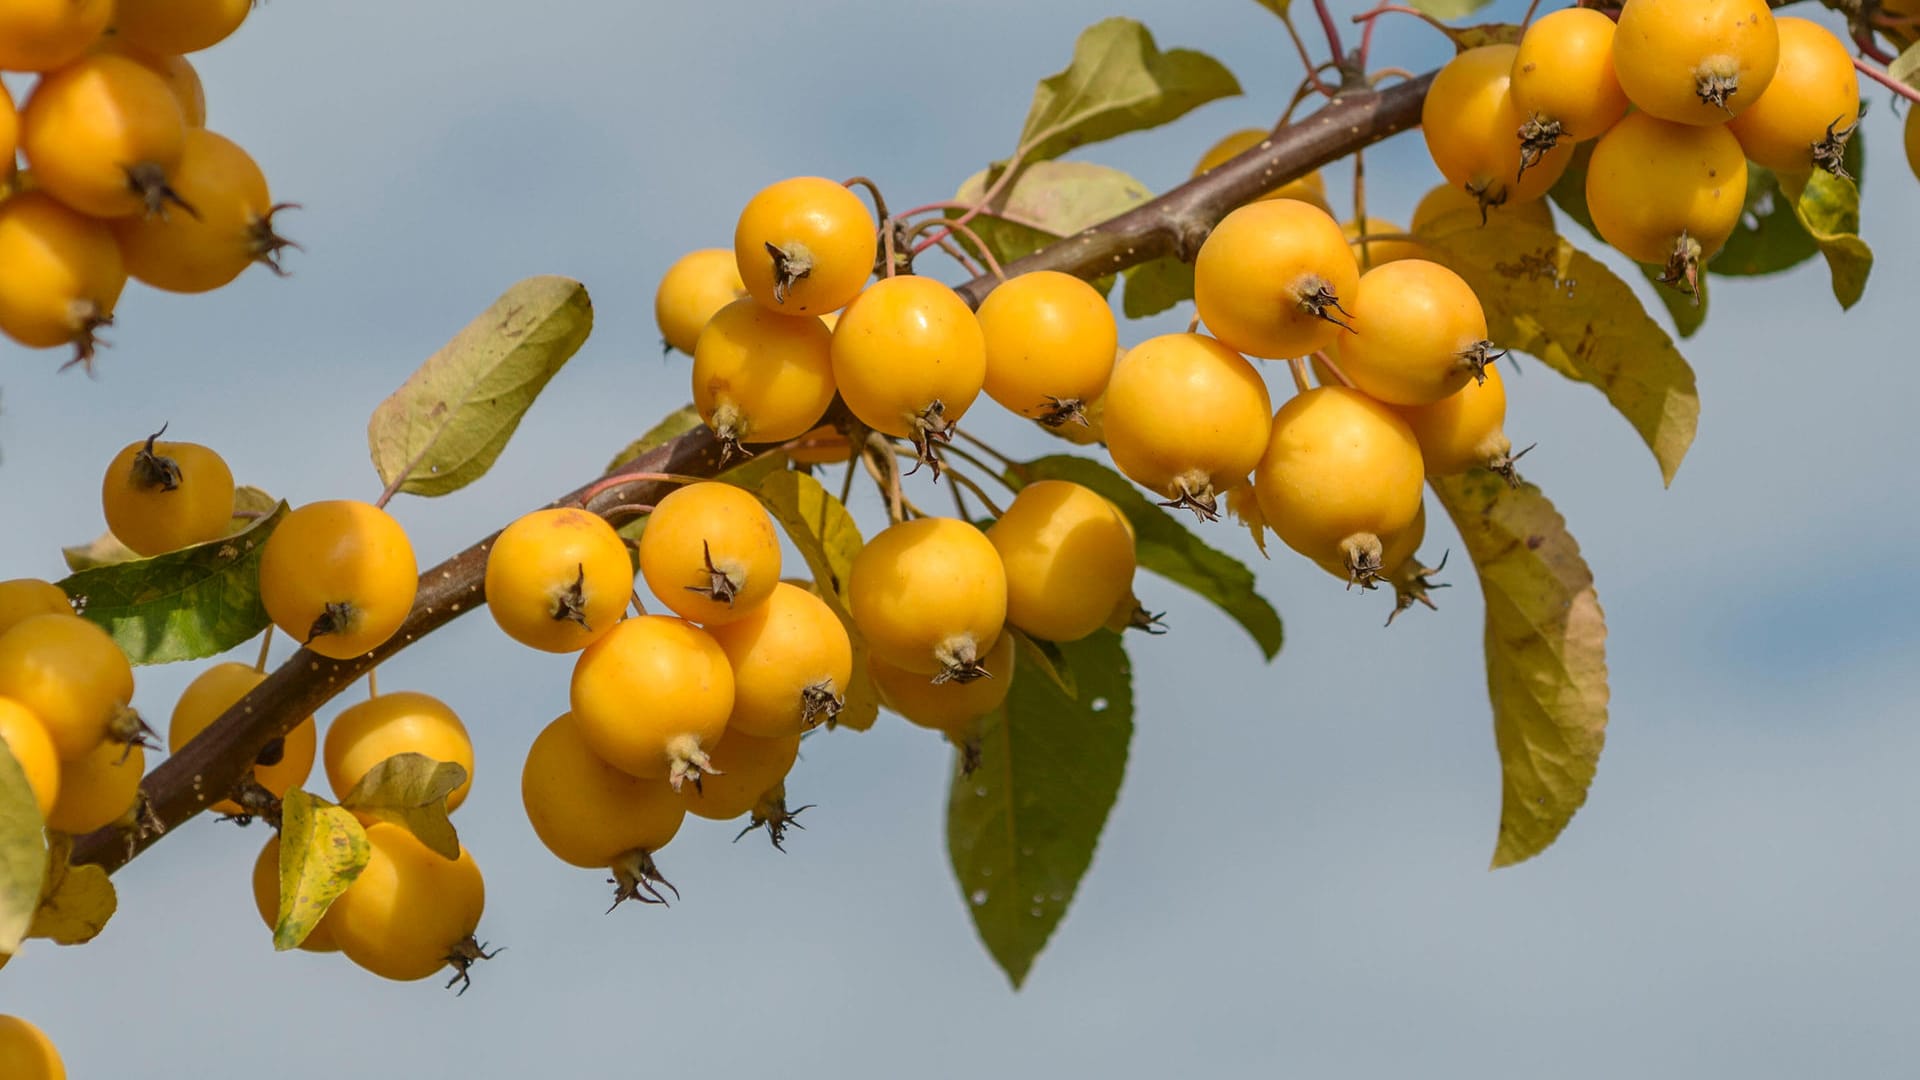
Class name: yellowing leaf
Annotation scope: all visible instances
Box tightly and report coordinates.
[30,834,115,945]
[368,276,593,498]
[1410,0,1497,20]
[1015,17,1240,164]
[1419,217,1699,486]
[1780,168,1872,310]
[949,631,1133,988]
[1432,472,1608,869]
[754,469,880,731]
[607,404,704,473]
[339,753,466,860]
[0,742,47,954]
[275,789,369,951]
[60,531,139,573]
[225,485,278,534]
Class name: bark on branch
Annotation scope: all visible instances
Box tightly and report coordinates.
[71,74,1431,873]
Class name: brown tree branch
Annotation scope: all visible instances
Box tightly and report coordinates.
[71,74,1432,873]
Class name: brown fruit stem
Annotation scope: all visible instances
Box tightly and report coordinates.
[70,74,1433,876]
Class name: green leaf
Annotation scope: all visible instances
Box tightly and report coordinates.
[57,503,287,665]
[952,161,1148,291]
[1710,163,1819,277]
[948,631,1132,987]
[1418,217,1699,486]
[1017,455,1282,660]
[607,404,704,474]
[1779,168,1872,310]
[368,276,593,498]
[1410,0,1497,20]
[1015,17,1240,165]
[1431,472,1608,869]
[753,469,881,731]
[0,742,47,954]
[1006,627,1076,700]
[1547,143,1707,338]
[338,753,466,860]
[28,834,115,946]
[275,789,369,951]
[1120,256,1194,319]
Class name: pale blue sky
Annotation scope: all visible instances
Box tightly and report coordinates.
[4,1,1920,1076]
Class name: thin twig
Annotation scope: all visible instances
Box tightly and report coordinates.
[253,627,273,674]
[1856,54,1920,103]
[1288,357,1313,395]
[1282,15,1339,96]
[909,145,1032,255]
[1312,0,1347,65]
[934,236,985,278]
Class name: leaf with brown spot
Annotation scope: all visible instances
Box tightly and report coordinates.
[1419,216,1699,486]
[1432,471,1608,869]
[368,276,593,498]
[275,789,369,951]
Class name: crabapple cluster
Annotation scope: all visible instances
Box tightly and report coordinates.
[0,0,295,370]
[1424,2,1859,293]
[485,490,852,905]
[657,178,1163,747]
[4,425,501,988]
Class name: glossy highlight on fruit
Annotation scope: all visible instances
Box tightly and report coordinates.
[1422,45,1573,215]
[1194,198,1359,360]
[703,582,853,738]
[329,822,486,984]
[1101,332,1272,520]
[636,481,782,626]
[485,508,633,653]
[100,428,236,556]
[1254,386,1426,583]
[568,615,734,786]
[850,517,1007,680]
[1612,0,1779,124]
[0,191,126,366]
[0,697,61,819]
[692,297,835,456]
[830,275,987,452]
[0,613,136,760]
[521,712,685,868]
[1724,17,1859,175]
[976,270,1117,424]
[258,500,418,661]
[1327,259,1492,407]
[735,176,875,315]
[1586,111,1747,285]
[987,480,1136,643]
[20,54,190,219]
[655,247,746,355]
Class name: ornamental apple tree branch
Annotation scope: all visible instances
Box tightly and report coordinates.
[71,74,1433,873]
